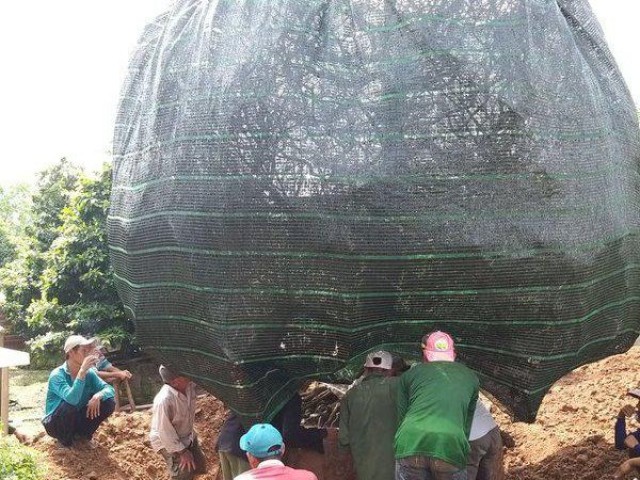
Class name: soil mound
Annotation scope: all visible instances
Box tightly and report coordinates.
[26,347,640,479]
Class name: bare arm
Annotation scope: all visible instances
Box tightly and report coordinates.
[615,458,640,479]
[96,366,132,382]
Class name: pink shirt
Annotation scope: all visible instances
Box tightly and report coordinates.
[234,460,318,480]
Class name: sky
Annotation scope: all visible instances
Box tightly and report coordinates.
[0,0,638,188]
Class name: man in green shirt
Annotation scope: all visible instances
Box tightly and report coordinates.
[395,331,479,480]
[339,350,399,480]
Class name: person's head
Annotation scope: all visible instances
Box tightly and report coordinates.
[421,331,456,362]
[363,350,394,376]
[159,365,191,393]
[239,423,285,468]
[390,353,408,376]
[64,335,97,363]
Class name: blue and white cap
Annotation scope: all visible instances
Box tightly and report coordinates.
[240,423,284,458]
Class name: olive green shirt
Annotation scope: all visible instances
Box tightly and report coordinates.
[395,361,479,468]
[339,374,399,480]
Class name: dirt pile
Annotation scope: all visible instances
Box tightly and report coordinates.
[495,347,640,480]
[24,347,640,480]
[33,396,227,480]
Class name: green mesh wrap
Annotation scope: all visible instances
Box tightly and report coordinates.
[109,0,640,422]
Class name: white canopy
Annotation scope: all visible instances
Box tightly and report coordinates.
[0,347,30,368]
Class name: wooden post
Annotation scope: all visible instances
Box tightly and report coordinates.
[0,327,5,435]
[0,345,30,435]
[0,368,6,435]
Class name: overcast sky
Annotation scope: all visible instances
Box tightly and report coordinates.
[0,0,637,187]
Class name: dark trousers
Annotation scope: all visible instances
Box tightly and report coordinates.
[467,427,504,480]
[42,398,115,446]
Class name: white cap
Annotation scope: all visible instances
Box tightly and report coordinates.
[364,350,393,370]
[64,335,96,354]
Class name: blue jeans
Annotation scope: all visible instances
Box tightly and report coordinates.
[396,456,468,480]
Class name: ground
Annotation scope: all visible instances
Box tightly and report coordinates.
[9,347,640,480]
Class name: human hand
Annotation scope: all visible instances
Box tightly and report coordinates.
[614,459,635,479]
[81,354,99,372]
[179,449,196,472]
[118,370,132,380]
[619,405,637,418]
[86,395,101,420]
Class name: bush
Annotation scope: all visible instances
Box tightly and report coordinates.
[27,331,67,369]
[0,433,44,480]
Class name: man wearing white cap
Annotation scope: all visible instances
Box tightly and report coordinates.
[42,334,116,448]
[395,331,479,480]
[339,350,399,480]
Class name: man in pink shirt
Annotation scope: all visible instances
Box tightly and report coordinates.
[234,423,318,480]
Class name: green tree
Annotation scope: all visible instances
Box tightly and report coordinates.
[27,158,80,251]
[0,160,130,365]
[39,163,127,336]
[0,159,79,331]
[0,184,31,268]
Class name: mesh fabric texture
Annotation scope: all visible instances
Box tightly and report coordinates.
[109,0,640,422]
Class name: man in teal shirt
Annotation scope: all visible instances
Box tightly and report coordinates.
[339,350,399,480]
[42,335,115,448]
[395,331,479,480]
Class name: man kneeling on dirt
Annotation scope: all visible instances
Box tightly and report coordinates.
[42,335,116,448]
[235,423,318,480]
[150,365,207,480]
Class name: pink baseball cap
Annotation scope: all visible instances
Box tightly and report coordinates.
[422,331,456,362]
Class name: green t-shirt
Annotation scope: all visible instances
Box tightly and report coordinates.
[395,361,479,468]
[339,374,398,480]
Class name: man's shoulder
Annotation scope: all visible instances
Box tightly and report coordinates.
[402,361,476,383]
[285,466,318,480]
[152,385,174,405]
[356,374,398,392]
[48,364,67,380]
[235,465,317,480]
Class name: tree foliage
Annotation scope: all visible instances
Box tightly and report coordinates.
[0,184,31,268]
[0,159,130,365]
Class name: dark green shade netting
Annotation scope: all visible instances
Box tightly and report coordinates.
[109,0,640,422]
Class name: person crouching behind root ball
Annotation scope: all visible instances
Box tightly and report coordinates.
[150,365,207,480]
[42,335,116,449]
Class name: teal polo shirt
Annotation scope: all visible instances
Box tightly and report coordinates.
[43,362,115,418]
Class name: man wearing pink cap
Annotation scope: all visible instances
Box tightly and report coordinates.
[395,331,479,480]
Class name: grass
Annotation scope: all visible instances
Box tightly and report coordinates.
[11,369,49,387]
[0,434,44,480]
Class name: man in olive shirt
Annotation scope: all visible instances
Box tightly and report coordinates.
[395,331,479,480]
[339,350,399,480]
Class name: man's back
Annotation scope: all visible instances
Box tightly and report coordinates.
[235,460,317,480]
[395,361,479,468]
[340,374,398,480]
